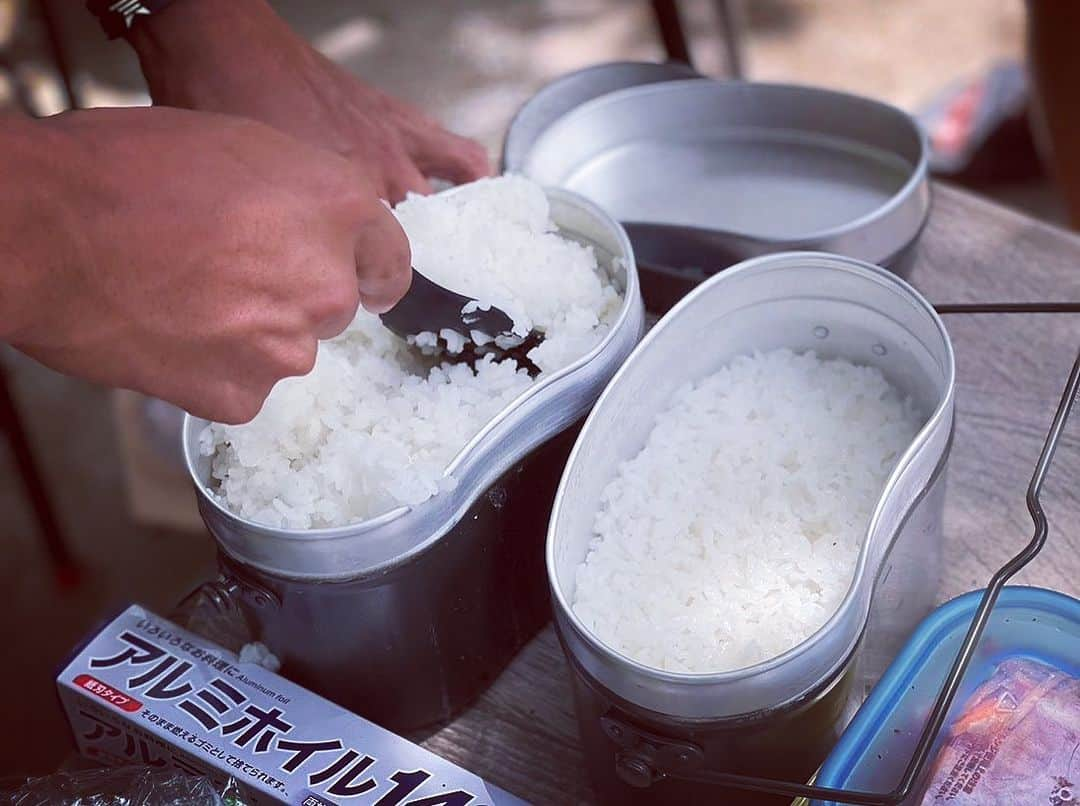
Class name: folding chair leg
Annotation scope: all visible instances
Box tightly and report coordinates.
[0,365,79,586]
[650,0,694,67]
[714,0,746,79]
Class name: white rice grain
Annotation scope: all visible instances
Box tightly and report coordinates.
[204,176,620,529]
[571,349,921,674]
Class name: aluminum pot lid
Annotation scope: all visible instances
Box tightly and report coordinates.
[501,60,703,174]
[511,78,931,288]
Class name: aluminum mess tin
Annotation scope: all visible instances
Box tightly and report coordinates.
[547,252,955,803]
[182,187,645,732]
[501,60,702,172]
[812,586,1080,805]
[508,76,931,314]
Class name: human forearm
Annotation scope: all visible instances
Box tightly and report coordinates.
[1,105,410,422]
[128,0,276,56]
[0,115,88,343]
[120,0,489,201]
[127,0,302,110]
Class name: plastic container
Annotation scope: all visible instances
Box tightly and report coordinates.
[547,252,955,803]
[812,586,1080,805]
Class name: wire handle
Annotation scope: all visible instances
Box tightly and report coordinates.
[623,348,1080,805]
[884,346,1080,802]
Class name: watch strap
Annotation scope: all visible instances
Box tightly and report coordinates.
[86,0,181,40]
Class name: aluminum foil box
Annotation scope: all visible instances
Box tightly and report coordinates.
[57,605,525,806]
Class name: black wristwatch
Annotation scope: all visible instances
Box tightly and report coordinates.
[85,0,181,40]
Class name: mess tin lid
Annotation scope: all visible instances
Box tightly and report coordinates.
[501,60,703,174]
[812,586,1080,805]
[507,75,931,307]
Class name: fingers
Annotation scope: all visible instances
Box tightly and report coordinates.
[307,269,360,339]
[343,147,430,203]
[352,201,412,314]
[382,95,490,186]
[385,156,432,204]
[188,378,273,425]
[408,125,491,186]
[178,330,320,424]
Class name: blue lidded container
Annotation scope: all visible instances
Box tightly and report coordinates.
[812,586,1080,805]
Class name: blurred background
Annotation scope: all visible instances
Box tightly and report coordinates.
[0,0,1074,778]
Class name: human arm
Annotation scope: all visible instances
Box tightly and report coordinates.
[0,107,410,423]
[123,0,491,202]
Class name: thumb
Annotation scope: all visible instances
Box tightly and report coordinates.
[354,203,412,314]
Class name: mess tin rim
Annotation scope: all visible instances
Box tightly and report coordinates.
[546,251,955,688]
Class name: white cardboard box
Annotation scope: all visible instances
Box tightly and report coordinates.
[58,604,526,806]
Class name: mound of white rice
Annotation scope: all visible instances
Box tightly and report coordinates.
[571,349,921,674]
[203,176,620,529]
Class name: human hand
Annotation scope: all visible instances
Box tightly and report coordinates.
[129,0,491,202]
[2,107,410,423]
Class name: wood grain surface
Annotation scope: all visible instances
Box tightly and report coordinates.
[417,183,1080,805]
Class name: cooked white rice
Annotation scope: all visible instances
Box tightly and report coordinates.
[571,349,921,674]
[203,176,620,529]
[239,642,281,672]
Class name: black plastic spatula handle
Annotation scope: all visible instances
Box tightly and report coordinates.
[379,269,518,344]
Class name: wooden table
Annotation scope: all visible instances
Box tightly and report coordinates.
[418,184,1080,804]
